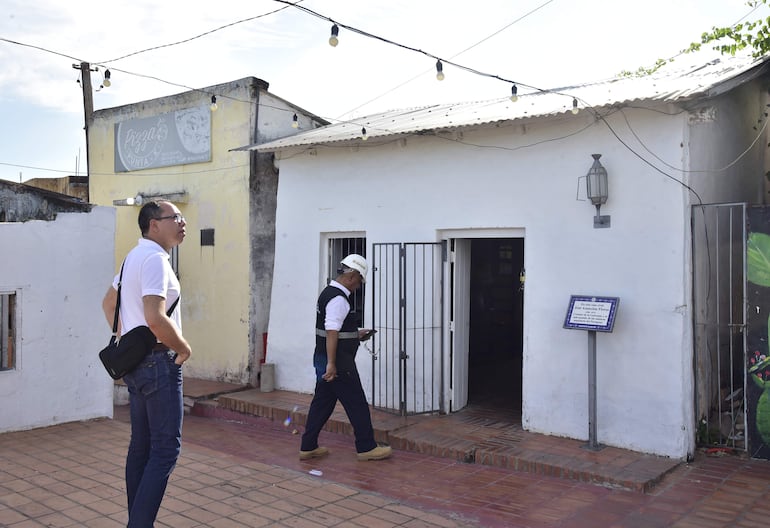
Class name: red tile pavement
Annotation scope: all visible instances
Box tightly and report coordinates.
[153,405,770,527]
[1,401,770,527]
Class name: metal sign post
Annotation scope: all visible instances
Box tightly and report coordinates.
[586,329,599,450]
[564,295,620,452]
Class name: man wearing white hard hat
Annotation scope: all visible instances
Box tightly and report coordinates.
[299,254,392,461]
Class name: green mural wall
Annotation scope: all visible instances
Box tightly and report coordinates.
[745,207,770,459]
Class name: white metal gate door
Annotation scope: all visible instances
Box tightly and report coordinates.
[692,203,747,452]
[370,242,444,415]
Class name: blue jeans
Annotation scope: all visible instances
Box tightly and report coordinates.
[123,350,183,528]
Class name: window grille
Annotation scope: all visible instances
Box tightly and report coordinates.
[327,237,366,326]
[1,293,16,371]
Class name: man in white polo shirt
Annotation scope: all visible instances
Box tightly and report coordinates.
[102,200,191,527]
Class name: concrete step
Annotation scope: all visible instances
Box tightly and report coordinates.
[196,386,682,493]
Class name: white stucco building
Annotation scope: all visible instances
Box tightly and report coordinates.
[0,183,115,433]
[242,52,770,459]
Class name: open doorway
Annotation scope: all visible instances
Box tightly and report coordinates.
[468,238,524,411]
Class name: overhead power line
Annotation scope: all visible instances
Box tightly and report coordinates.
[0,0,766,188]
[93,1,304,65]
[272,0,560,96]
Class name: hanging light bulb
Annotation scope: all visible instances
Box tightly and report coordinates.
[210,95,218,111]
[329,24,339,47]
[510,84,518,102]
[361,127,368,141]
[292,113,299,129]
[435,60,445,81]
[102,69,111,88]
[571,98,579,115]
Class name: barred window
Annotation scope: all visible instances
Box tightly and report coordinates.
[327,237,366,326]
[1,292,16,371]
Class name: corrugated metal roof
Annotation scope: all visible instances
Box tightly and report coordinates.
[238,53,769,152]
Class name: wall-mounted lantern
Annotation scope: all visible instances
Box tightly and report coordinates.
[586,154,610,228]
[112,194,143,206]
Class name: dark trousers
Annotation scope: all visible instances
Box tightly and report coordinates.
[301,368,377,453]
[123,350,183,528]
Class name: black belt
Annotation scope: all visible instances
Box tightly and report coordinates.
[153,342,170,351]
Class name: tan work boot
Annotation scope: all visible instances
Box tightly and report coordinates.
[299,446,329,460]
[357,445,392,461]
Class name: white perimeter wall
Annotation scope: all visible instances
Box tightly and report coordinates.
[0,206,115,432]
[266,102,753,458]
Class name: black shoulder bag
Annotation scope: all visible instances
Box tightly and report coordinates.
[99,261,180,380]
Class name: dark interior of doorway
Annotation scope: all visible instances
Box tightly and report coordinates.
[468,238,524,412]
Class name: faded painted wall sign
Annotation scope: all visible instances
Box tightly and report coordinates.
[563,295,619,332]
[114,105,211,172]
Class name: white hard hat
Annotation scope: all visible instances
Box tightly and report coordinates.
[340,254,368,282]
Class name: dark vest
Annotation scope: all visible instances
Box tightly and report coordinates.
[314,285,360,376]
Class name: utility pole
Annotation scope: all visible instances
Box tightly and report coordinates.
[73,61,95,202]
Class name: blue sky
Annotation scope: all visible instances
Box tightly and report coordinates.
[0,0,762,183]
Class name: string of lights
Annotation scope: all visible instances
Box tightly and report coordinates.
[0,2,765,183]
[0,33,408,140]
[336,0,557,118]
[8,0,745,136]
[80,0,579,119]
[84,62,409,136]
[272,0,576,104]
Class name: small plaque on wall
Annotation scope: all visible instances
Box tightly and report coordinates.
[563,295,619,332]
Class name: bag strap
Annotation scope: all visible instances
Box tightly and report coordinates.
[111,261,126,336]
[112,259,181,336]
[166,296,179,316]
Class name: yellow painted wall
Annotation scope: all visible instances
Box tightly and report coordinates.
[89,81,257,383]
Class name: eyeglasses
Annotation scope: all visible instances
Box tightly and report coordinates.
[154,214,185,224]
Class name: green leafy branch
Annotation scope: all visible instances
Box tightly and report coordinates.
[621,1,770,78]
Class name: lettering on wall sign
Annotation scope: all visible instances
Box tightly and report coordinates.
[115,105,211,172]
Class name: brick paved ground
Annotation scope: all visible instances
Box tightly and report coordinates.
[1,403,769,527]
